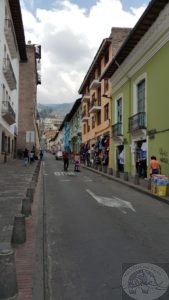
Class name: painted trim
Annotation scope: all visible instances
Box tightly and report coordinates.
[114,93,123,135]
[133,73,147,116]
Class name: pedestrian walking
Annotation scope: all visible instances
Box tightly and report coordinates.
[63,151,69,171]
[29,150,34,163]
[39,150,43,161]
[74,153,80,172]
[23,148,29,166]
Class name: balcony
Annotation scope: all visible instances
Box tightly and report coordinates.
[4,19,17,59]
[82,94,90,103]
[37,72,41,85]
[89,79,101,90]
[112,122,123,137]
[14,125,17,135]
[1,100,16,125]
[128,112,146,132]
[89,99,101,114]
[81,111,90,122]
[3,58,17,90]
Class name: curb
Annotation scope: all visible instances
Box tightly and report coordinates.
[83,166,169,205]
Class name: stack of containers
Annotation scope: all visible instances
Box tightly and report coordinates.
[151,174,168,196]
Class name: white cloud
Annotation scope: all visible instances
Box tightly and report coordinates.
[21,0,147,104]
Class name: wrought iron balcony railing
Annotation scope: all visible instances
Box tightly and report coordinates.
[89,98,101,113]
[3,58,17,90]
[112,122,122,137]
[2,100,16,125]
[81,111,89,122]
[128,112,146,132]
[4,19,17,58]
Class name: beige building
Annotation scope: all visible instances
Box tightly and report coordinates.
[17,43,41,155]
[78,28,130,169]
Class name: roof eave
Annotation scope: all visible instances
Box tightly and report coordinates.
[101,0,168,80]
[9,0,27,61]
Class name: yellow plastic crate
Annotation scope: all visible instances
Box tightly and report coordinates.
[156,185,167,197]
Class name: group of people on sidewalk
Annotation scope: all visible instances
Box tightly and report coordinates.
[62,149,161,178]
[23,148,43,166]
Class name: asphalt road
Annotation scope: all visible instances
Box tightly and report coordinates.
[43,153,169,300]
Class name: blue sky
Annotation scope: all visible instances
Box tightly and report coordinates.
[21,0,150,104]
[26,0,150,12]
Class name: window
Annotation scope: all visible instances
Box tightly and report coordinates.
[92,116,95,129]
[104,79,109,93]
[98,87,101,106]
[8,137,10,153]
[26,131,35,143]
[1,132,5,152]
[104,104,109,121]
[116,97,122,123]
[2,84,5,101]
[6,90,8,101]
[83,124,86,134]
[97,111,101,125]
[137,79,145,112]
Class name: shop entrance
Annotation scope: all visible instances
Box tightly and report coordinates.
[135,139,147,178]
[116,145,124,172]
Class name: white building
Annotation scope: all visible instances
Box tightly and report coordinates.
[0,0,27,161]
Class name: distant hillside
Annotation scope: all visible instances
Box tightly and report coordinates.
[37,102,73,118]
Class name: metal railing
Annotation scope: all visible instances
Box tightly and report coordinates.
[2,100,16,124]
[3,58,17,90]
[112,122,122,137]
[128,112,146,132]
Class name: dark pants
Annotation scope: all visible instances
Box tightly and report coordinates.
[64,159,69,171]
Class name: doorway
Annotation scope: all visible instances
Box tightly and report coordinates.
[116,145,124,172]
[135,139,147,178]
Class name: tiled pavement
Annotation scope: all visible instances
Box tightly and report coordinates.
[0,159,41,300]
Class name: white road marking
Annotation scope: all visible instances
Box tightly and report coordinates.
[86,189,136,214]
[54,171,76,176]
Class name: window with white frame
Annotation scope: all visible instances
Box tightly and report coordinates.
[2,84,5,101]
[137,79,145,112]
[116,97,122,123]
[133,75,146,114]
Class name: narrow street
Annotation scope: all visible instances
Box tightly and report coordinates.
[42,153,169,300]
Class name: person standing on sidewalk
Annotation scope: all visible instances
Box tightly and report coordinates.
[39,149,43,161]
[23,148,29,166]
[63,151,69,171]
[149,156,161,176]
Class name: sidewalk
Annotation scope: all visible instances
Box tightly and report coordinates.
[0,158,41,300]
[83,165,169,205]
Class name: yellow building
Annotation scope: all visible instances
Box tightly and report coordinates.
[78,28,130,171]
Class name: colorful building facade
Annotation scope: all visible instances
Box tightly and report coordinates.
[101,0,169,177]
[79,27,130,168]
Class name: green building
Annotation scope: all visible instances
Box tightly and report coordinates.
[101,0,169,178]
